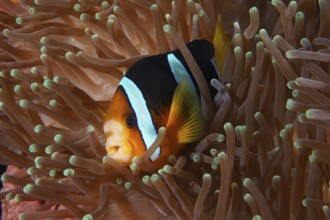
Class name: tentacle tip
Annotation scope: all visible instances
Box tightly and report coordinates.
[254,112,262,119]
[289,1,297,8]
[19,99,29,108]
[285,50,294,59]
[192,154,201,163]
[243,178,252,187]
[87,124,95,133]
[252,215,263,220]
[69,155,77,165]
[125,181,132,190]
[271,0,281,6]
[285,99,294,110]
[142,175,150,185]
[30,66,38,73]
[40,53,48,62]
[30,82,39,93]
[150,173,160,184]
[80,13,88,21]
[101,1,110,8]
[34,124,43,134]
[54,133,64,144]
[308,154,316,163]
[15,195,22,203]
[34,0,41,5]
[272,175,281,182]
[163,24,171,33]
[73,4,81,12]
[45,146,53,155]
[197,9,204,17]
[113,5,120,13]
[305,109,317,119]
[10,68,19,77]
[40,46,48,54]
[203,173,211,181]
[218,152,227,160]
[0,174,7,182]
[295,11,304,19]
[102,156,110,164]
[158,126,166,134]
[249,7,258,14]
[48,99,56,108]
[234,46,243,53]
[65,51,74,60]
[83,214,93,220]
[16,17,23,25]
[29,7,36,15]
[210,78,219,87]
[77,51,83,57]
[2,29,10,38]
[259,29,267,36]
[95,13,102,20]
[35,178,42,186]
[279,128,288,138]
[23,183,34,194]
[163,164,174,174]
[224,122,233,129]
[302,199,308,207]
[322,205,330,212]
[150,4,158,10]
[244,193,253,201]
[40,36,47,44]
[63,168,74,177]
[130,163,138,172]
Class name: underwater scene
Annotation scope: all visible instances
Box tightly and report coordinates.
[0,0,329,219]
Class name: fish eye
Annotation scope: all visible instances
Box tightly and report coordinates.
[125,114,136,129]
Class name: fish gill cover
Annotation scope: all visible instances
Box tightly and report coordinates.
[0,0,329,219]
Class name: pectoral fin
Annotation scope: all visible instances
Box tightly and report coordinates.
[166,81,204,143]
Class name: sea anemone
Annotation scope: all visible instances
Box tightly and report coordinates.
[0,0,330,219]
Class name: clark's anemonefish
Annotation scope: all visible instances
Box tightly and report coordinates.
[103,39,221,168]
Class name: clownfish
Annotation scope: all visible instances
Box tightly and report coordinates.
[103,40,219,167]
[103,17,229,168]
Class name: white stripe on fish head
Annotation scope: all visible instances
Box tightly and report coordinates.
[119,77,160,161]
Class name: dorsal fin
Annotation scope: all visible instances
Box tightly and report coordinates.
[213,15,230,72]
[166,81,204,143]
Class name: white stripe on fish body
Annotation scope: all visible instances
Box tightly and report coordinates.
[119,77,160,161]
[167,53,197,95]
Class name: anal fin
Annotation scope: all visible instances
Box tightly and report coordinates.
[166,81,204,144]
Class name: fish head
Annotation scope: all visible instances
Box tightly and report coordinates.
[103,87,146,165]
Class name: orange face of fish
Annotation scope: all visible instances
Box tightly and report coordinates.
[103,87,146,165]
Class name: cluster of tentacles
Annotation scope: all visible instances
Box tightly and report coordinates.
[0,0,329,219]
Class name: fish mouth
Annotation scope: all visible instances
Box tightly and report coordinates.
[106,140,133,164]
